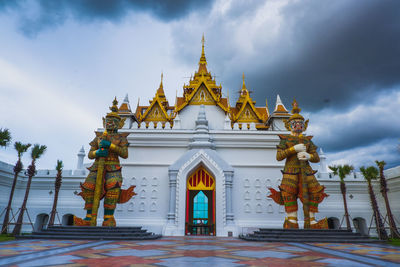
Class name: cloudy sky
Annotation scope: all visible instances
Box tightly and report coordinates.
[0,0,399,171]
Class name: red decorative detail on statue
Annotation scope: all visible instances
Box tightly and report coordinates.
[73,216,91,226]
[283,218,299,229]
[118,185,137,203]
[102,216,116,227]
[268,187,284,205]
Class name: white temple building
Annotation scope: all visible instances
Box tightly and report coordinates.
[1,40,399,237]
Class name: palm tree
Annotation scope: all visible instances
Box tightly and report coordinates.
[48,160,63,227]
[12,144,46,236]
[0,128,11,147]
[376,160,400,238]
[360,166,388,240]
[329,164,354,230]
[1,142,31,234]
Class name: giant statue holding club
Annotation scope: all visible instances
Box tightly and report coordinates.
[268,99,328,229]
[74,98,136,227]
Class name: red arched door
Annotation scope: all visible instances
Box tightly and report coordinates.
[185,167,215,235]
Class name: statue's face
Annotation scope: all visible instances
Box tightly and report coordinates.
[290,119,304,134]
[105,117,120,132]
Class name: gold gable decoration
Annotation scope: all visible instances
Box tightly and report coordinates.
[189,85,215,105]
[136,73,175,127]
[175,35,229,113]
[230,74,269,129]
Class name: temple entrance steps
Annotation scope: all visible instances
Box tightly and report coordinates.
[239,228,381,243]
[18,226,161,240]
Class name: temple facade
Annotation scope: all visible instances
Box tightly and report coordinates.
[0,39,399,237]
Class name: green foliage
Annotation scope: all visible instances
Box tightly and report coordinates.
[360,166,379,182]
[375,160,386,170]
[31,144,47,161]
[14,142,31,159]
[329,164,354,181]
[0,234,15,242]
[388,238,400,246]
[0,128,11,147]
[55,160,63,172]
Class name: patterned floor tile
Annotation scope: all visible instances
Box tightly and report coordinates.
[0,238,398,267]
[316,258,371,267]
[154,256,244,267]
[232,250,297,259]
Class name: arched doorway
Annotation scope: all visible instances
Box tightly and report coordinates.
[327,217,340,229]
[353,217,368,235]
[185,167,215,235]
[34,213,49,231]
[62,214,74,226]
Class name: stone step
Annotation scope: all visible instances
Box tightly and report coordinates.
[258,228,352,233]
[32,231,152,237]
[43,228,147,234]
[47,226,143,231]
[239,235,379,243]
[18,226,161,240]
[250,233,367,239]
[240,228,379,243]
[19,234,162,241]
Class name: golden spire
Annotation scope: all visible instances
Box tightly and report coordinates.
[198,34,208,74]
[157,72,165,96]
[241,73,248,95]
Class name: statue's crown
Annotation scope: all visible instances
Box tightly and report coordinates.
[106,97,121,120]
[288,99,304,121]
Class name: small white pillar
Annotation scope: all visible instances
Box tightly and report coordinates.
[76,146,85,170]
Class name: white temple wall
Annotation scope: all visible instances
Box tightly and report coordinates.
[178,105,227,130]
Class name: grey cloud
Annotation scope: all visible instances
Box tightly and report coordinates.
[251,0,400,111]
[0,0,214,37]
[306,90,400,160]
[171,0,400,112]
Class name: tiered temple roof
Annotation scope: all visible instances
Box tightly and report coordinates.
[120,36,288,130]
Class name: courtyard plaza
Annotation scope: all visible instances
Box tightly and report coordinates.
[0,236,399,267]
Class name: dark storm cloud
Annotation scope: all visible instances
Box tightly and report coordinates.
[306,90,400,167]
[0,0,214,37]
[248,0,400,111]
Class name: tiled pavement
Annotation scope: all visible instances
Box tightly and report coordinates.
[0,237,399,267]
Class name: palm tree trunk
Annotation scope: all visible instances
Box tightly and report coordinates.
[379,168,400,238]
[340,181,351,230]
[1,160,23,234]
[12,162,35,236]
[368,181,388,240]
[48,190,59,227]
[48,172,62,227]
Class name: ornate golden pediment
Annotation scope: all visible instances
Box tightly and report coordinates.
[189,85,215,105]
[236,104,259,122]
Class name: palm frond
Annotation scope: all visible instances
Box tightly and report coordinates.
[55,160,63,171]
[329,164,353,181]
[360,166,379,181]
[375,160,386,169]
[31,144,47,160]
[0,128,11,147]
[14,142,31,158]
[329,165,338,176]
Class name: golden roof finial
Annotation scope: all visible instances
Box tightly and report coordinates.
[201,33,205,53]
[159,72,164,89]
[198,34,207,73]
[241,72,248,93]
